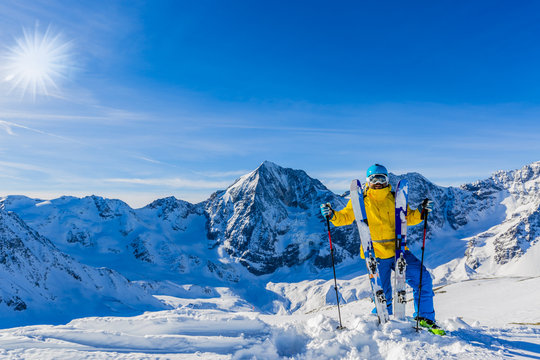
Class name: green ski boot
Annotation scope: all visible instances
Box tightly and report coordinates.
[417,317,446,336]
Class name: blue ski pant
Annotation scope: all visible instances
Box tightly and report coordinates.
[377,250,435,321]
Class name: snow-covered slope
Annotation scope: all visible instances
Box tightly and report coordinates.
[465,163,540,271]
[434,161,540,282]
[0,195,242,284]
[0,275,538,359]
[0,208,166,327]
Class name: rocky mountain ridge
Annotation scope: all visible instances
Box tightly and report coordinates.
[463,162,540,272]
[205,161,355,275]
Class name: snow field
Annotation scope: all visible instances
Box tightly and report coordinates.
[433,277,540,327]
[0,275,538,359]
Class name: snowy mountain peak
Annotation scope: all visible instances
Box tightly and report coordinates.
[205,162,355,275]
[462,162,540,209]
[219,161,327,206]
[498,161,540,195]
[258,160,281,171]
[146,196,183,208]
[144,196,196,219]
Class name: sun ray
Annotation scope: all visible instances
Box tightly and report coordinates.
[1,24,73,100]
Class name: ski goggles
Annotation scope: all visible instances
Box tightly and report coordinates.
[367,174,389,185]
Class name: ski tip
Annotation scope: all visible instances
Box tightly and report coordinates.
[397,178,409,191]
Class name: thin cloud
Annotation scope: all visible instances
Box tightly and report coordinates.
[134,156,167,166]
[105,177,232,190]
[0,110,111,122]
[320,179,354,193]
[214,123,351,135]
[0,160,54,173]
[314,170,365,179]
[0,103,151,123]
[193,169,249,178]
[0,121,15,135]
[0,119,84,144]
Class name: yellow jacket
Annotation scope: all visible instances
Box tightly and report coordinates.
[330,185,423,259]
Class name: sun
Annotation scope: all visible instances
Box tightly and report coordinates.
[1,24,73,99]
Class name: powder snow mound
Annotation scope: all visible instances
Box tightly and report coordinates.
[0,208,166,327]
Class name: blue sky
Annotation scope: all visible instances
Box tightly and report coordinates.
[1,1,539,207]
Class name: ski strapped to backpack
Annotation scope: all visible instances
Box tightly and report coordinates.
[350,179,389,324]
[393,179,409,320]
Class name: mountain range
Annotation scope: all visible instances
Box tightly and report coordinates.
[1,160,539,326]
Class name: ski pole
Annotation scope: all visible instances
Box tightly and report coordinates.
[416,198,429,332]
[325,214,345,330]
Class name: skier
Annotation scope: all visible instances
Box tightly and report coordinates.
[320,164,445,335]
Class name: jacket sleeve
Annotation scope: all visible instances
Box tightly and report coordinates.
[406,205,423,226]
[330,199,356,226]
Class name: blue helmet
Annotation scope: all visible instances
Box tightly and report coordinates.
[366,164,388,178]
